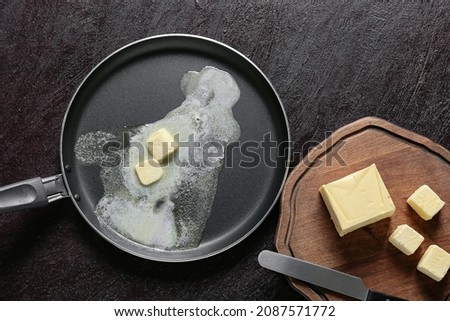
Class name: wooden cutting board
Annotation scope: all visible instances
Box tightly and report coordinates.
[276,117,450,301]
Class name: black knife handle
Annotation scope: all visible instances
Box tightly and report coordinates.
[367,290,406,301]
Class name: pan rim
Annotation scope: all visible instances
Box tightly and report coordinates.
[59,33,291,262]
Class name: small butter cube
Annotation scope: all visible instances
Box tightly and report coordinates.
[135,159,163,186]
[417,245,450,282]
[407,185,445,221]
[147,128,178,162]
[319,164,396,236]
[388,224,424,255]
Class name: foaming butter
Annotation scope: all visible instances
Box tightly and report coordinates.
[319,164,396,236]
[74,66,241,250]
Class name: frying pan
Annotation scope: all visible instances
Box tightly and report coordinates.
[0,34,290,262]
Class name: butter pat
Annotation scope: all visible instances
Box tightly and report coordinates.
[319,164,396,236]
[407,185,445,221]
[147,128,178,162]
[388,224,424,255]
[135,159,163,186]
[417,245,450,282]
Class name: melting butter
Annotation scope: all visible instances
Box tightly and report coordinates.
[74,66,241,250]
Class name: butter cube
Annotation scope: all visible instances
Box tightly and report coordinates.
[319,164,396,236]
[135,159,163,186]
[388,224,424,255]
[407,185,445,221]
[147,128,178,162]
[417,245,450,282]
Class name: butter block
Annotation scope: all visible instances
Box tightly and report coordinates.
[135,159,163,186]
[147,128,178,162]
[319,164,396,236]
[388,224,424,255]
[417,245,450,282]
[407,185,445,221]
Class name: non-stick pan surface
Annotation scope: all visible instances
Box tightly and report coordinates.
[61,34,290,261]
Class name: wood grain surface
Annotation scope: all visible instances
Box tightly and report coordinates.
[276,117,450,300]
[1,1,450,300]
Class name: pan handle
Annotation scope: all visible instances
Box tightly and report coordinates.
[0,174,68,214]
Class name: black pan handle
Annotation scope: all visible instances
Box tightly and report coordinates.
[0,175,68,214]
[367,290,406,301]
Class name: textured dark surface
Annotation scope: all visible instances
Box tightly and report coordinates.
[1,0,449,300]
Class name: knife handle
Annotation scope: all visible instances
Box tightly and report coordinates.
[367,290,406,301]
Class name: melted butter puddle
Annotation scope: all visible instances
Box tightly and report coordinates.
[74,66,241,250]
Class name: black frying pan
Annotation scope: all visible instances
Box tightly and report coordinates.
[0,34,290,262]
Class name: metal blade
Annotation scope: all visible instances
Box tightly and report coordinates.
[258,250,369,300]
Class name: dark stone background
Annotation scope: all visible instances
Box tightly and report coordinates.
[1,0,449,300]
